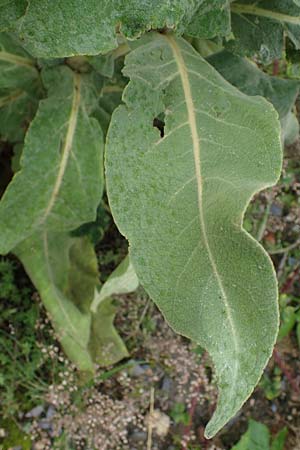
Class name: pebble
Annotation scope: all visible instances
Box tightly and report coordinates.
[38,420,52,431]
[130,430,147,442]
[271,404,277,412]
[25,405,44,418]
[271,203,282,217]
[161,376,173,393]
[130,364,149,377]
[46,405,56,419]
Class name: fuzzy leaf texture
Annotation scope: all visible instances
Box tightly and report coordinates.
[15,235,131,371]
[207,50,300,120]
[105,33,282,437]
[91,255,139,313]
[0,0,27,31]
[89,256,139,365]
[15,234,97,371]
[185,0,231,39]
[0,62,109,370]
[207,50,300,143]
[0,65,103,254]
[229,0,300,63]
[0,33,41,142]
[2,0,230,57]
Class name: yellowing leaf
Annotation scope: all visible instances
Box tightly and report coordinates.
[16,234,129,371]
[15,233,95,371]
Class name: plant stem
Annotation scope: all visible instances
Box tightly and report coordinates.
[269,239,300,255]
[280,265,300,294]
[147,387,155,450]
[0,51,36,69]
[257,201,271,242]
[273,348,300,394]
[273,59,279,76]
[181,382,201,450]
[231,4,300,25]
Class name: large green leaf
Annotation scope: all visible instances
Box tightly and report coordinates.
[207,50,299,119]
[91,255,139,313]
[0,33,37,90]
[16,234,130,370]
[229,1,300,63]
[15,233,96,371]
[105,33,282,437]
[90,256,139,365]
[0,0,27,31]
[207,50,300,143]
[0,89,37,142]
[6,0,231,58]
[89,297,129,367]
[0,65,103,253]
[13,0,200,57]
[185,0,231,39]
[0,33,41,141]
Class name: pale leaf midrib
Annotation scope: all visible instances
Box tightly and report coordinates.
[0,89,23,107]
[231,3,300,25]
[0,50,36,69]
[164,34,239,356]
[41,73,81,224]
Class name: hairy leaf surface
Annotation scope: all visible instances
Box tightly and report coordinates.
[0,33,37,90]
[0,33,40,141]
[8,0,230,57]
[15,0,200,57]
[106,33,282,437]
[0,65,103,253]
[207,50,300,143]
[229,1,300,63]
[16,234,129,370]
[94,87,124,136]
[89,297,129,366]
[89,256,139,365]
[208,50,299,118]
[15,233,96,371]
[186,0,231,39]
[0,0,27,31]
[91,255,139,313]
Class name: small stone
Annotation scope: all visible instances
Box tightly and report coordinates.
[38,420,52,431]
[130,364,149,377]
[130,431,147,442]
[270,203,282,217]
[25,405,44,418]
[46,405,56,419]
[161,376,173,393]
[271,404,277,413]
